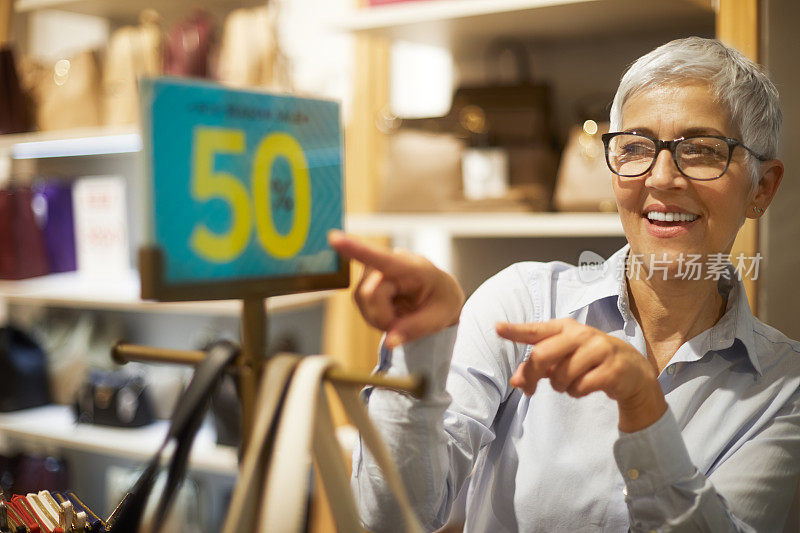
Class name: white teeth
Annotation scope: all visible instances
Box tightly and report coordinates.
[646,211,699,222]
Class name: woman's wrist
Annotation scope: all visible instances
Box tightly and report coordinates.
[617,379,668,433]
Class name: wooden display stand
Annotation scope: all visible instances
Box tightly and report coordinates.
[112,246,425,452]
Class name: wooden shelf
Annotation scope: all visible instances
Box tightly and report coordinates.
[0,405,238,475]
[14,0,265,22]
[334,0,715,55]
[346,212,624,238]
[0,270,332,315]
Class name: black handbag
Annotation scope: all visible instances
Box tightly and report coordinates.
[0,326,51,412]
[74,370,155,428]
[108,340,239,532]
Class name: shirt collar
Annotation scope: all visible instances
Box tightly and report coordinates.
[564,244,761,374]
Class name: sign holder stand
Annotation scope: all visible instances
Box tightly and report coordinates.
[112,246,426,453]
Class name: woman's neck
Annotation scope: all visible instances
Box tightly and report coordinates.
[626,264,727,372]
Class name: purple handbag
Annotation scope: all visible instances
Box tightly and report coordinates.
[32,181,77,273]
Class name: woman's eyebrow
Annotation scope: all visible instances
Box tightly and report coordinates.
[682,126,726,137]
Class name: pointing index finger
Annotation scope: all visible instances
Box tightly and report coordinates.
[328,230,405,276]
[495,320,566,344]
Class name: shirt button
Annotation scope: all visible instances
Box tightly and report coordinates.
[667,365,676,375]
[627,468,639,480]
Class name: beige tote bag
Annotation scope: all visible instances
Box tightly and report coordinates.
[553,121,618,212]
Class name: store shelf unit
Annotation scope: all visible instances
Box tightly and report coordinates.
[0,405,238,475]
[0,126,141,159]
[334,0,715,55]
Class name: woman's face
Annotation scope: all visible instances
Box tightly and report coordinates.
[613,83,771,273]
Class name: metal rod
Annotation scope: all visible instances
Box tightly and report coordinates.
[112,342,426,398]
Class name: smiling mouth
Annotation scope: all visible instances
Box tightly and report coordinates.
[644,211,700,227]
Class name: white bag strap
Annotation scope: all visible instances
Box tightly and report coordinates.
[259,355,337,532]
[221,354,299,533]
[259,355,425,533]
[331,382,425,533]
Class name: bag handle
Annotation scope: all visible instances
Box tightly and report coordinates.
[259,356,339,532]
[221,354,300,533]
[331,381,425,533]
[260,355,424,533]
[108,340,239,533]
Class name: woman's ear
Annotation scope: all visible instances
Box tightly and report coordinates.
[747,159,784,219]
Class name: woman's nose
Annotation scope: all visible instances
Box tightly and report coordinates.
[644,148,687,189]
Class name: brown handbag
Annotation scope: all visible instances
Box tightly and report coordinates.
[0,0,31,134]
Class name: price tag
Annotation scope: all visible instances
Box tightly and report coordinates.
[140,78,346,300]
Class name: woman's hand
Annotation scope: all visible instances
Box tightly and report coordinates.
[497,319,668,432]
[328,230,465,349]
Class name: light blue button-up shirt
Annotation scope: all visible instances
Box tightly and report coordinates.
[352,245,800,532]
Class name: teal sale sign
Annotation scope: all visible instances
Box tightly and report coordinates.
[140,78,344,287]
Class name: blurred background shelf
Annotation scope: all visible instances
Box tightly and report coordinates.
[334,0,715,55]
[0,126,141,158]
[0,271,332,315]
[346,212,623,238]
[0,405,238,475]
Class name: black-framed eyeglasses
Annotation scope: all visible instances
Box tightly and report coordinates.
[601,131,768,181]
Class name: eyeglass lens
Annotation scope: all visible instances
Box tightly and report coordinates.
[607,134,730,180]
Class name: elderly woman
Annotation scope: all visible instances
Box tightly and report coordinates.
[329,37,795,531]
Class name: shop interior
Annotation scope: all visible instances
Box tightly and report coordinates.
[0,0,798,531]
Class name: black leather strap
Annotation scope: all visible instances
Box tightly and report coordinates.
[109,340,239,532]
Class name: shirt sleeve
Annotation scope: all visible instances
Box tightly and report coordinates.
[614,395,800,532]
[351,264,535,532]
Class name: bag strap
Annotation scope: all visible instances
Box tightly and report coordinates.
[260,355,424,533]
[109,340,239,533]
[259,355,337,532]
[331,382,425,533]
[221,353,300,533]
[312,379,362,531]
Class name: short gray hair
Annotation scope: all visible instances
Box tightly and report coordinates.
[609,37,782,180]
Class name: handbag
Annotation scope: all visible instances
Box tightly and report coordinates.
[216,5,280,88]
[74,370,155,428]
[163,9,214,78]
[108,340,239,533]
[553,121,617,212]
[103,9,162,126]
[24,49,103,131]
[0,0,31,134]
[0,184,50,280]
[32,180,76,274]
[0,325,51,412]
[378,129,465,212]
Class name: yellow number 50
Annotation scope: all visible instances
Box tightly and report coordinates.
[190,127,311,262]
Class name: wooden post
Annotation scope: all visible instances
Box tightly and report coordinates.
[239,297,266,453]
[717,0,761,315]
